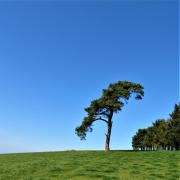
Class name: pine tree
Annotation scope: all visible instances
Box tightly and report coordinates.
[75,81,144,151]
[169,104,180,150]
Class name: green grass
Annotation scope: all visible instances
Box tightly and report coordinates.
[0,151,179,180]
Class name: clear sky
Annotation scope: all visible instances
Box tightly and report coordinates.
[0,1,179,153]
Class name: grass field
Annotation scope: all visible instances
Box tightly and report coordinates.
[0,151,179,180]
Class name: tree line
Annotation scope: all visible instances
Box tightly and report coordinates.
[132,103,180,151]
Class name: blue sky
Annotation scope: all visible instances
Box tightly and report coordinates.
[0,1,179,153]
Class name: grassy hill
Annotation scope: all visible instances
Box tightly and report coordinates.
[0,150,179,180]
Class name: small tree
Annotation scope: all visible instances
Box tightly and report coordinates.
[169,103,180,150]
[132,128,147,150]
[145,126,156,150]
[75,81,144,151]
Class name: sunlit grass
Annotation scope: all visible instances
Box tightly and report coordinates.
[0,151,179,179]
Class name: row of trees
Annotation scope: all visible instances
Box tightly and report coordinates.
[132,104,180,151]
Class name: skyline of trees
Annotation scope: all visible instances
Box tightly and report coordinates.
[132,103,180,151]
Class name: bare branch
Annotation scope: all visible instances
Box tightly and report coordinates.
[92,117,108,124]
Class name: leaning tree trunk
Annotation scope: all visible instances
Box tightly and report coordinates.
[105,110,113,151]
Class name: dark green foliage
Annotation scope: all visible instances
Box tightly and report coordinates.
[169,103,180,150]
[0,151,179,179]
[132,129,148,150]
[75,81,144,150]
[132,103,180,150]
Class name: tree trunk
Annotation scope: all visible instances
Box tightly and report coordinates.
[175,143,179,150]
[105,110,113,151]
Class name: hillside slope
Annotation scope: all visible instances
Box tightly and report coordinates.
[0,151,179,179]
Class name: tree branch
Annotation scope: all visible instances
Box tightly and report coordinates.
[92,117,108,124]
